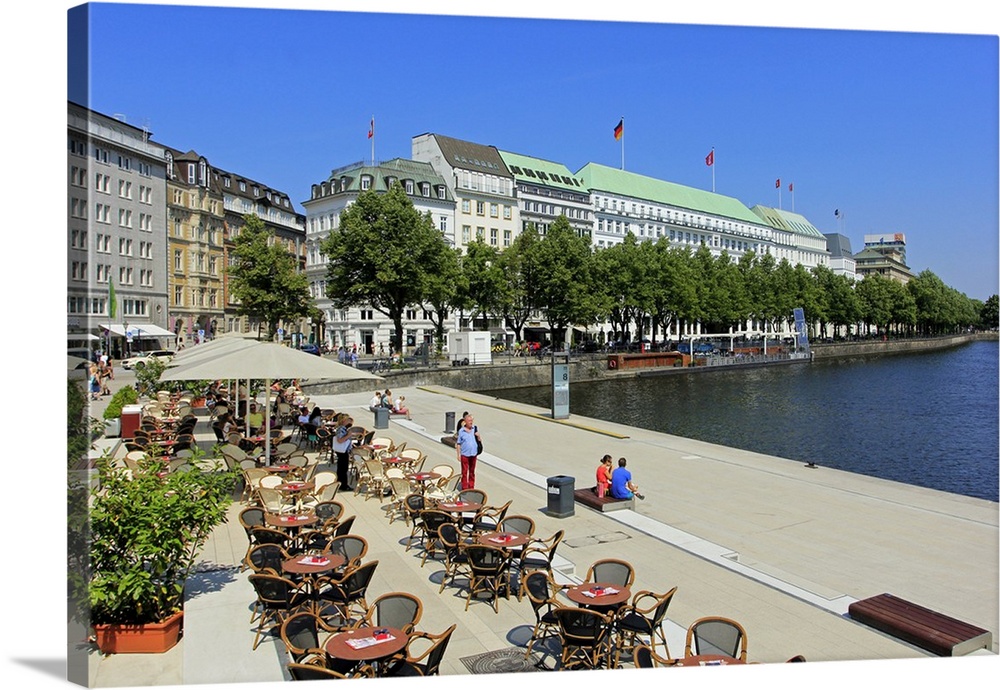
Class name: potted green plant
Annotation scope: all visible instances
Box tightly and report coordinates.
[87,450,237,653]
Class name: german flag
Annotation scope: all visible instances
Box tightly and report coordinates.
[613,119,623,141]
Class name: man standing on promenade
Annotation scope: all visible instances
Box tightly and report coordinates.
[610,457,644,500]
[332,416,356,490]
[455,413,482,490]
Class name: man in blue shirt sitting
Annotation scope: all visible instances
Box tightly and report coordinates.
[610,457,644,500]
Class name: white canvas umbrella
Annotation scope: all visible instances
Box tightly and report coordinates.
[168,335,258,365]
[161,342,382,461]
[166,338,261,435]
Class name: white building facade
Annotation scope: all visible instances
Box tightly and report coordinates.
[412,133,519,253]
[68,101,169,353]
[302,158,455,354]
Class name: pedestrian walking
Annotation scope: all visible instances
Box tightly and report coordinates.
[88,364,102,401]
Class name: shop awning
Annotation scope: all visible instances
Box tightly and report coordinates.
[68,333,98,341]
[98,323,175,338]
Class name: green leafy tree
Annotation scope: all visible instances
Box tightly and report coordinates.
[593,234,643,342]
[321,184,448,354]
[496,226,542,340]
[814,266,860,338]
[650,243,699,343]
[713,251,749,332]
[856,274,894,335]
[979,295,998,330]
[533,216,596,344]
[458,239,507,328]
[423,242,464,354]
[227,214,312,340]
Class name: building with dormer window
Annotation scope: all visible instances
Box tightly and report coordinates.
[302,157,455,352]
[412,133,518,252]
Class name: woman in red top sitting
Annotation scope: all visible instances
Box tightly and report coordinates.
[595,454,613,498]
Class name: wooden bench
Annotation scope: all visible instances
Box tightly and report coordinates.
[574,487,634,512]
[848,593,992,656]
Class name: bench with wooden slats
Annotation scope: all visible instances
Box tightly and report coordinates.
[573,487,634,512]
[848,592,992,656]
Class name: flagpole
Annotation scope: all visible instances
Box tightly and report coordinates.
[790,183,795,212]
[620,116,625,170]
[370,115,375,165]
[711,147,715,193]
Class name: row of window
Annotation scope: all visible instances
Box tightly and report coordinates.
[459,199,514,220]
[458,170,512,196]
[82,143,153,177]
[460,225,512,247]
[172,286,220,308]
[67,296,148,317]
[91,233,156,258]
[171,188,223,215]
[522,199,590,220]
[71,167,158,206]
[71,262,155,287]
[173,250,220,275]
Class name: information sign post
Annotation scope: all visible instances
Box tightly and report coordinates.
[551,352,570,420]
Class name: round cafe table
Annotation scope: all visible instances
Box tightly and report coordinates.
[265,513,318,530]
[281,552,346,578]
[434,499,483,514]
[476,531,530,548]
[276,480,315,511]
[325,625,409,673]
[282,553,347,613]
[674,654,745,667]
[276,480,315,493]
[564,582,631,609]
[405,472,441,494]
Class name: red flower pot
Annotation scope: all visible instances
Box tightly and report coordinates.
[93,610,183,654]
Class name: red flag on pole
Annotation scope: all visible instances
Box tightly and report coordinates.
[788,182,793,192]
[613,119,623,141]
[775,178,781,188]
[705,150,714,166]
[368,117,374,139]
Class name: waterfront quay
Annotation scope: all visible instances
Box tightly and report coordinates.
[80,375,997,687]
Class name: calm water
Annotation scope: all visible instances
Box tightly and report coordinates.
[485,340,999,502]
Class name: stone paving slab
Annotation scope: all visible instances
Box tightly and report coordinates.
[79,375,997,688]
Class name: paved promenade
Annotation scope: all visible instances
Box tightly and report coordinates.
[75,373,997,688]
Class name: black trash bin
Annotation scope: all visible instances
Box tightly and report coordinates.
[546,475,575,518]
[373,406,389,430]
[444,411,456,434]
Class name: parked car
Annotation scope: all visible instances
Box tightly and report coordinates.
[121,349,175,370]
[299,343,321,356]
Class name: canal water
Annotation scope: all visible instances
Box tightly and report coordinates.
[484,339,999,502]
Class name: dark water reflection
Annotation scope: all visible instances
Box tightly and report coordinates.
[484,340,999,502]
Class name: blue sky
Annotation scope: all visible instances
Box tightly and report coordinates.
[65,2,999,302]
[66,2,999,302]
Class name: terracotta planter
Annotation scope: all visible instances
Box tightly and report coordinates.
[93,610,183,654]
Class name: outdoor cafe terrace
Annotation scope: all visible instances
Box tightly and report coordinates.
[74,375,997,687]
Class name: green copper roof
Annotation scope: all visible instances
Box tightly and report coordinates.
[498,150,586,192]
[750,205,825,238]
[319,158,453,201]
[575,162,764,225]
